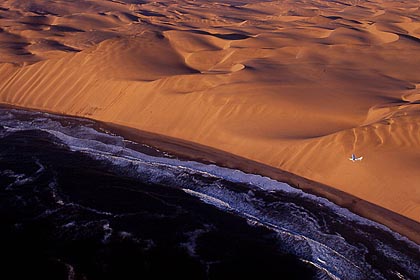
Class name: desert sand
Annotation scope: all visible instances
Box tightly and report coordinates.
[1,0,420,240]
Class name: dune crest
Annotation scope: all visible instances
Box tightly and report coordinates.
[1,0,420,226]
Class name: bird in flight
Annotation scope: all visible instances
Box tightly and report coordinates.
[349,154,363,162]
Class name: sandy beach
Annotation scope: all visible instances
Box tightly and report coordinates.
[1,0,420,242]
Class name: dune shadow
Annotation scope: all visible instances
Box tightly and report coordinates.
[189,30,250,40]
[0,41,32,56]
[399,33,420,44]
[50,25,84,33]
[114,0,148,4]
[138,10,166,17]
[120,12,140,21]
[44,40,80,52]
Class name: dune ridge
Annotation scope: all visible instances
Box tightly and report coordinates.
[1,0,420,233]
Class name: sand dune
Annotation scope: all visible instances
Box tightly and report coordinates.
[1,0,420,237]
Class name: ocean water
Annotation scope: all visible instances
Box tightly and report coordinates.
[0,108,419,280]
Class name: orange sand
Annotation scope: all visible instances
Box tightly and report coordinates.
[1,0,420,236]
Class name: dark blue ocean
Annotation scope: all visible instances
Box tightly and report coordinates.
[0,108,419,280]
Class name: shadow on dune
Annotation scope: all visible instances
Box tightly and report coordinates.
[50,25,85,33]
[190,30,251,40]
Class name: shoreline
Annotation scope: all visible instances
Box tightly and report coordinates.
[2,103,420,244]
[101,122,420,245]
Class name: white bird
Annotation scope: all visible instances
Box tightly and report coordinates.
[349,154,363,162]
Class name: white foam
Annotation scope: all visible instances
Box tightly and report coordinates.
[300,259,341,280]
[65,263,75,280]
[2,159,45,189]
[62,221,76,228]
[182,188,232,210]
[179,226,212,257]
[102,223,113,244]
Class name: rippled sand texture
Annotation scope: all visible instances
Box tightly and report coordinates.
[1,0,420,222]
